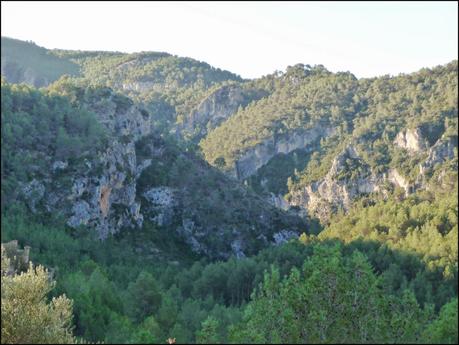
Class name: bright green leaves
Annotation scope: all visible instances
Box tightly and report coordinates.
[231,245,433,344]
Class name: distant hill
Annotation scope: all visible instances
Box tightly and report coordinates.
[1,37,80,86]
[1,36,457,345]
[1,36,243,136]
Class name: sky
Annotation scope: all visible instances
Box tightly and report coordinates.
[1,1,457,79]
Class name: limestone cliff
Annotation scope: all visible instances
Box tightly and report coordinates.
[233,126,335,180]
[179,85,267,139]
[20,90,150,239]
[135,134,306,259]
[394,128,429,154]
[420,134,457,174]
[287,146,383,221]
[285,134,457,221]
[17,87,305,258]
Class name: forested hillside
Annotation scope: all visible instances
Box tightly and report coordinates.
[1,37,457,344]
[1,37,80,87]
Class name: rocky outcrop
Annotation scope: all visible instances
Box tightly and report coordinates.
[420,135,457,174]
[133,134,306,259]
[287,146,383,221]
[268,193,290,211]
[136,159,152,178]
[233,126,335,180]
[19,91,149,239]
[286,135,456,221]
[63,139,144,238]
[142,187,177,226]
[180,85,266,139]
[63,94,148,237]
[287,133,457,222]
[394,128,429,154]
[273,230,298,245]
[185,86,238,133]
[230,239,246,258]
[122,81,159,93]
[388,169,411,195]
[68,201,91,227]
[52,160,68,172]
[21,179,46,213]
[87,92,152,141]
[176,218,208,254]
[16,85,307,258]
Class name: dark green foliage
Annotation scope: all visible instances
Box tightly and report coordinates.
[1,38,457,344]
[201,61,457,201]
[2,202,457,343]
[135,133,306,259]
[293,61,457,190]
[247,148,314,195]
[196,316,220,344]
[1,79,106,209]
[230,245,433,344]
[200,65,360,170]
[232,245,431,344]
[126,271,162,323]
[423,298,458,344]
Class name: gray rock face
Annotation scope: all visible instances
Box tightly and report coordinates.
[387,169,411,196]
[64,95,153,238]
[286,136,455,221]
[143,187,176,206]
[177,219,206,254]
[233,126,335,180]
[288,146,383,221]
[142,187,177,226]
[268,193,290,211]
[420,135,457,173]
[181,85,251,138]
[394,128,429,154]
[64,138,144,238]
[287,130,458,222]
[289,175,384,222]
[67,201,91,227]
[230,239,246,258]
[21,179,45,212]
[52,160,68,172]
[273,230,298,245]
[71,178,88,198]
[122,81,157,93]
[16,91,149,239]
[16,84,307,257]
[136,159,152,179]
[90,94,152,141]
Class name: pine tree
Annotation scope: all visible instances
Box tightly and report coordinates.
[196,316,220,344]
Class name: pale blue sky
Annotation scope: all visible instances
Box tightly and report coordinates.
[1,1,457,79]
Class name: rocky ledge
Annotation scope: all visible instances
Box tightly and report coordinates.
[232,125,335,180]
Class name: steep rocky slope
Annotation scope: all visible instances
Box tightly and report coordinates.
[1,37,244,138]
[2,80,306,259]
[177,84,268,141]
[135,134,305,259]
[2,37,457,227]
[200,62,457,221]
[232,125,335,180]
[286,132,457,221]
